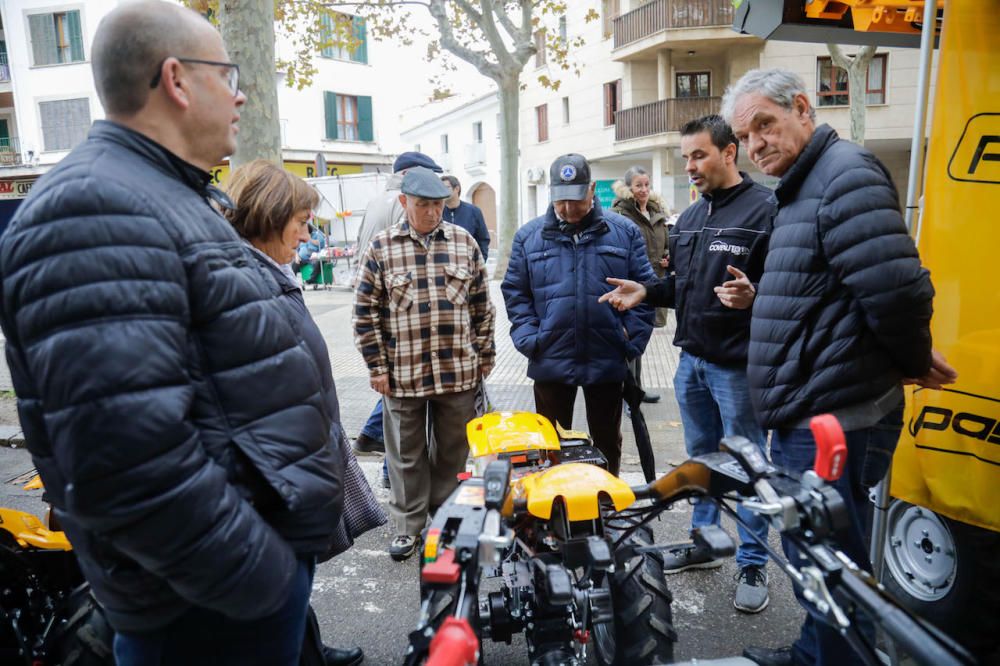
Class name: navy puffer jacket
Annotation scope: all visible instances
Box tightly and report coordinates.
[0,121,343,632]
[748,124,934,428]
[502,201,655,386]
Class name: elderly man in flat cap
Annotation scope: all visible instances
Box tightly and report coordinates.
[353,166,496,560]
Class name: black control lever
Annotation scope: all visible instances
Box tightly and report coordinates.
[719,436,771,482]
[483,459,511,511]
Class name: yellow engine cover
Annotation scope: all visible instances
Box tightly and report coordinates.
[0,508,72,551]
[467,411,561,458]
[511,463,636,521]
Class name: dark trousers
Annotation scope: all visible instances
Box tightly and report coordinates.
[113,557,315,666]
[770,407,903,666]
[533,381,624,476]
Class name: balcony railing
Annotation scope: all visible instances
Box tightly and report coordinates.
[614,96,721,142]
[464,142,486,169]
[613,0,734,49]
[0,51,10,83]
[0,137,23,167]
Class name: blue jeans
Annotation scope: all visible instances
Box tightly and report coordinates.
[114,557,315,666]
[361,401,384,441]
[362,401,389,481]
[771,406,903,666]
[673,352,769,568]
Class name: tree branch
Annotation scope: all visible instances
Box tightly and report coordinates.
[826,43,851,71]
[511,0,535,67]
[492,1,518,39]
[468,0,514,70]
[426,0,502,80]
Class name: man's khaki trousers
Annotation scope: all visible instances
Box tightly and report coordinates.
[382,388,477,535]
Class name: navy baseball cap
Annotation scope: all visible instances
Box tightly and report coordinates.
[549,154,592,201]
[393,151,443,173]
[401,166,452,199]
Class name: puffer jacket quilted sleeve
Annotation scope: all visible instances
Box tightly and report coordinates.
[0,122,342,632]
[816,149,933,378]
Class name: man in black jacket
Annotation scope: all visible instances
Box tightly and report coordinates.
[721,68,956,666]
[600,115,774,613]
[0,3,343,664]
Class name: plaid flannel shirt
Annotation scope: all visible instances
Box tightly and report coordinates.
[353,221,495,398]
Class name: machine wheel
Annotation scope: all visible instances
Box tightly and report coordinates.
[593,526,676,666]
[883,500,1000,661]
[51,586,114,666]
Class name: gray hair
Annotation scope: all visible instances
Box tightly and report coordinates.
[623,166,649,187]
[721,68,817,124]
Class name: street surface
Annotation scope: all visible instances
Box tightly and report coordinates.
[0,280,801,664]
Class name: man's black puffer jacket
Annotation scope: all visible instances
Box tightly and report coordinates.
[644,173,773,366]
[748,124,934,429]
[0,121,343,632]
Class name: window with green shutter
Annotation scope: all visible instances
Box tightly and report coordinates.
[28,10,85,66]
[357,96,373,141]
[319,12,367,64]
[323,93,374,142]
[324,91,339,140]
[351,17,368,64]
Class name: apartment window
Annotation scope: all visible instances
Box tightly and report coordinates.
[676,72,710,98]
[534,30,547,67]
[558,16,568,44]
[536,104,549,143]
[603,79,622,127]
[1,41,9,83]
[28,10,85,66]
[602,0,620,39]
[472,121,483,143]
[816,54,887,107]
[440,134,449,154]
[562,96,570,124]
[39,97,90,151]
[323,92,373,141]
[319,12,368,64]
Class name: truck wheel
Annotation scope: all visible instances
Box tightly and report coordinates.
[883,500,1000,661]
[593,526,676,666]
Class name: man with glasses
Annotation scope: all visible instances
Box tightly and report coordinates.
[0,2,343,665]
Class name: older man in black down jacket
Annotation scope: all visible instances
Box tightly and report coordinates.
[722,69,957,666]
[0,3,342,664]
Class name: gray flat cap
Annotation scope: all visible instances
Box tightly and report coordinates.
[400,166,452,199]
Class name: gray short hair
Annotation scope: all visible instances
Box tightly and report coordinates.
[623,166,648,187]
[721,68,817,124]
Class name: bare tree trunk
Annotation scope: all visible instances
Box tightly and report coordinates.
[219,0,281,168]
[827,44,877,146]
[494,75,520,279]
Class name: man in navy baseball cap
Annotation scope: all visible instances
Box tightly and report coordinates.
[393,151,443,174]
[502,152,655,478]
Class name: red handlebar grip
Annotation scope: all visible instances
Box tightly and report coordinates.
[810,414,847,482]
[426,617,479,666]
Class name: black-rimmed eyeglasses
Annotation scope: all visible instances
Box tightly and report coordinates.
[150,57,241,96]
